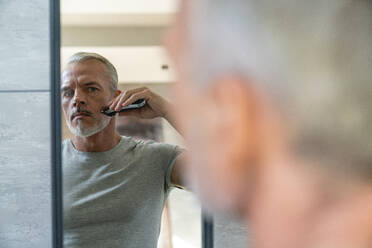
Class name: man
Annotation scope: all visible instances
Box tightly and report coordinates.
[165,0,372,247]
[61,52,184,248]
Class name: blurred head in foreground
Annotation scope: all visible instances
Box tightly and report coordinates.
[165,0,372,247]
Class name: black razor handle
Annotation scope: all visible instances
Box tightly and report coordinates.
[101,99,146,117]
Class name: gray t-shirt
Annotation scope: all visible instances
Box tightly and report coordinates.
[62,136,181,248]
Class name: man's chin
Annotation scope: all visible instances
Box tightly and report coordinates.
[69,126,99,138]
[73,130,98,138]
[66,118,111,138]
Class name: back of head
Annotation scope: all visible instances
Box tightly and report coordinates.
[188,0,372,180]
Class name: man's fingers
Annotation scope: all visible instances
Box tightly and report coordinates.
[109,88,141,110]
[109,94,123,111]
[110,87,149,111]
[122,91,149,107]
[115,94,130,111]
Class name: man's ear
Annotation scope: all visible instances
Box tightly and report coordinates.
[113,90,121,98]
[206,75,262,174]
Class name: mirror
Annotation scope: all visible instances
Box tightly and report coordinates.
[60,1,201,247]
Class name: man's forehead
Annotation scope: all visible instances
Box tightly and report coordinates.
[63,60,105,76]
[62,60,108,85]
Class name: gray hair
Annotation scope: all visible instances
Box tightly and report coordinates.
[188,0,372,179]
[66,52,118,92]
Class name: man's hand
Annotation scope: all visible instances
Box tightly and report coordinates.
[108,87,171,119]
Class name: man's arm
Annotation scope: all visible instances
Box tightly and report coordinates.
[109,87,187,187]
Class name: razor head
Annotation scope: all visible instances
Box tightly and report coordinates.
[101,107,117,117]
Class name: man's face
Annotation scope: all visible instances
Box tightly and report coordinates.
[61,60,114,137]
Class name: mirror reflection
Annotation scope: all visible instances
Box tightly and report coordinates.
[60,1,201,248]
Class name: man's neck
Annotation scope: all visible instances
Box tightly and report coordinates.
[71,121,122,152]
[309,180,372,248]
[245,160,324,248]
[245,160,372,248]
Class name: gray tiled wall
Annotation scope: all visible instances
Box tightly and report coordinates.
[0,0,50,90]
[0,0,52,247]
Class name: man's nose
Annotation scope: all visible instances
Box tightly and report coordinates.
[72,90,86,106]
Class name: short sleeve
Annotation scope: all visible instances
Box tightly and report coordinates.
[138,140,183,193]
[164,146,183,191]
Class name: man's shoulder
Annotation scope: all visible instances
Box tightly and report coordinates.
[60,136,179,157]
[122,136,178,156]
[131,138,173,150]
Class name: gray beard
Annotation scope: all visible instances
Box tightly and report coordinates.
[66,116,111,138]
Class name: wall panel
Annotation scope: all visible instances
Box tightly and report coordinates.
[0,0,53,247]
[0,0,50,90]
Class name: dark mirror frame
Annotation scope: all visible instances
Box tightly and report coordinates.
[50,0,63,247]
[49,1,213,247]
[202,212,214,248]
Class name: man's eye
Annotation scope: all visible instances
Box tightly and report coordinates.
[63,90,73,97]
[88,87,98,93]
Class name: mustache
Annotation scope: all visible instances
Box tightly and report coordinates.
[70,107,94,120]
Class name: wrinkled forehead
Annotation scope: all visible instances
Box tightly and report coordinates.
[61,60,109,86]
